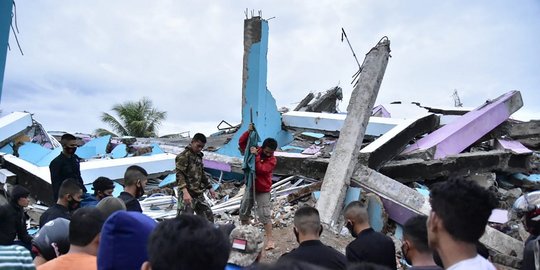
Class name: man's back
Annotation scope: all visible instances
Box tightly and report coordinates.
[0,245,35,270]
[117,192,142,212]
[446,255,495,270]
[346,228,396,269]
[280,240,347,270]
[39,204,70,228]
[37,253,96,270]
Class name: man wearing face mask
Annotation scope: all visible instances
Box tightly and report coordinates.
[118,165,148,212]
[80,177,115,207]
[278,206,347,269]
[402,215,442,270]
[40,179,83,227]
[49,133,87,202]
[344,201,396,269]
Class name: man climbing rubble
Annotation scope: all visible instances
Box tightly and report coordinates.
[175,133,216,222]
[238,123,278,250]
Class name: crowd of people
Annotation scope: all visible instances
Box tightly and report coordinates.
[0,131,536,269]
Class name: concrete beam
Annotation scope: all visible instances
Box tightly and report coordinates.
[282,111,404,137]
[402,91,524,159]
[380,150,531,183]
[359,114,439,170]
[316,38,391,225]
[351,165,524,258]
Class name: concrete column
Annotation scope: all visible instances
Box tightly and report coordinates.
[217,16,292,157]
[316,38,391,225]
[0,0,14,103]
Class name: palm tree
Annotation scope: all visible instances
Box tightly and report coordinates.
[96,97,167,137]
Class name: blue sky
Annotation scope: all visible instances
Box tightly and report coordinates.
[2,0,539,136]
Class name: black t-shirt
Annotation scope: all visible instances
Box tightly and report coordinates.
[49,153,86,201]
[39,204,70,227]
[346,228,397,270]
[279,240,347,270]
[118,192,142,212]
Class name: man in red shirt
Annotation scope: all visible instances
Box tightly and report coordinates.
[238,124,277,250]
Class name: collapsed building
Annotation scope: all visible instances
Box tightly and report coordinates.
[0,14,538,270]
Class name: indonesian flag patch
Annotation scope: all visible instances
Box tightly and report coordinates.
[232,238,248,251]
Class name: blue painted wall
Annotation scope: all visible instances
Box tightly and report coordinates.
[218,19,292,157]
[0,0,14,102]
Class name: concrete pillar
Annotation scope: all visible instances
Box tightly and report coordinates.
[217,16,292,157]
[0,0,14,103]
[316,38,391,225]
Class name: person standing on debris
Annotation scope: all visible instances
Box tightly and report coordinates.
[175,133,215,222]
[344,201,397,269]
[278,206,347,270]
[49,133,87,202]
[401,215,442,270]
[38,208,105,270]
[238,123,278,250]
[118,165,148,212]
[225,225,264,269]
[39,179,83,227]
[80,177,115,207]
[0,185,33,249]
[426,178,497,270]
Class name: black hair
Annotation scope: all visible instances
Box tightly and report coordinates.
[262,138,277,151]
[69,208,105,246]
[192,133,207,144]
[429,178,498,243]
[58,179,82,198]
[147,214,230,270]
[294,206,321,235]
[60,133,77,144]
[92,177,115,194]
[124,165,148,186]
[344,201,369,224]
[403,215,430,253]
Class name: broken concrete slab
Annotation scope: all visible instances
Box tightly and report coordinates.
[294,86,343,113]
[495,139,533,155]
[316,37,391,225]
[0,112,33,146]
[359,113,439,170]
[380,150,531,183]
[351,164,524,258]
[464,172,496,189]
[402,91,524,159]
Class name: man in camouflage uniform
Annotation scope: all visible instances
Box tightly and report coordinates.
[176,133,215,222]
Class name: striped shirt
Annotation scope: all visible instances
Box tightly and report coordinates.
[0,245,36,270]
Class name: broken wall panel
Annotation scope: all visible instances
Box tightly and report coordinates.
[402,91,524,159]
[495,139,533,155]
[359,114,439,170]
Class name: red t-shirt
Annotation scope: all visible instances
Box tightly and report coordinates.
[239,131,276,193]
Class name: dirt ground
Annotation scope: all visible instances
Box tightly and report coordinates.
[260,226,354,264]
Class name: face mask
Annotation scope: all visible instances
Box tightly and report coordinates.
[67,197,80,210]
[401,242,412,266]
[135,181,145,198]
[346,221,357,238]
[293,228,300,243]
[64,146,76,155]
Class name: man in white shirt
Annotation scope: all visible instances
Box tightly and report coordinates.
[426,178,497,270]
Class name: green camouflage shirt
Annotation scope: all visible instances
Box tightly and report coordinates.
[175,146,210,195]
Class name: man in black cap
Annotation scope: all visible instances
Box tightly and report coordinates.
[80,177,115,207]
[0,185,33,249]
